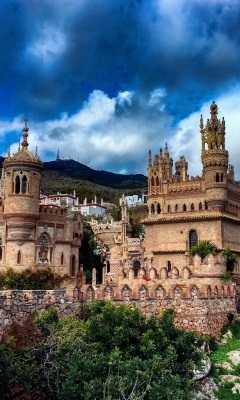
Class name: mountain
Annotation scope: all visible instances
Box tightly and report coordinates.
[0,157,147,200]
[44,159,147,187]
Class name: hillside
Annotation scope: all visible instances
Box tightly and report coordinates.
[0,157,147,202]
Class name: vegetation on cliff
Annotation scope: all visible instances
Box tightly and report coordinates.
[0,302,204,400]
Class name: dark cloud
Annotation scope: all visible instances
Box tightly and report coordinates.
[0,0,240,175]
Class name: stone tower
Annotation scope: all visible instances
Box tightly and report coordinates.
[201,101,229,211]
[3,119,44,246]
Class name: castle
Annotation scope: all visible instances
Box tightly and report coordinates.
[79,102,240,338]
[0,120,83,288]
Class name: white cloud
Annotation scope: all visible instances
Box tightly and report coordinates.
[2,87,240,178]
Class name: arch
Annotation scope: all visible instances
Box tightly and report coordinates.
[17,250,22,265]
[174,286,181,299]
[60,253,64,265]
[149,267,157,279]
[70,254,76,277]
[189,229,198,249]
[221,173,224,182]
[157,203,161,214]
[214,286,218,298]
[22,175,27,194]
[151,203,155,214]
[139,285,147,301]
[199,202,202,210]
[205,201,208,210]
[190,286,198,299]
[133,261,140,278]
[122,286,130,302]
[156,286,165,300]
[156,176,159,186]
[171,267,179,278]
[87,287,93,302]
[175,204,178,212]
[160,267,167,279]
[183,267,191,279]
[216,172,220,182]
[39,233,50,260]
[151,176,154,186]
[183,204,186,212]
[0,247,2,261]
[15,175,20,194]
[105,286,112,300]
[191,203,194,211]
[168,205,171,213]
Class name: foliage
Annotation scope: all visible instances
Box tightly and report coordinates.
[222,247,237,272]
[79,223,103,283]
[188,240,219,258]
[220,271,233,283]
[110,203,122,221]
[1,302,204,400]
[129,204,148,237]
[188,241,237,272]
[0,268,63,290]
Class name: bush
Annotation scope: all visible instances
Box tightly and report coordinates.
[0,268,63,290]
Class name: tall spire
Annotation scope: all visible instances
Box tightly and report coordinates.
[21,118,29,150]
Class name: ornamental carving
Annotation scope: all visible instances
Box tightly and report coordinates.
[169,181,201,192]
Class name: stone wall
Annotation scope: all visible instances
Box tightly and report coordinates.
[0,289,78,341]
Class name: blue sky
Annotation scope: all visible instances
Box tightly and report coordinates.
[1,0,240,177]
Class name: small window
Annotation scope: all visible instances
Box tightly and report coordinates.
[216,173,220,182]
[167,261,171,272]
[191,203,194,211]
[189,229,198,249]
[70,255,76,277]
[17,250,22,265]
[151,204,155,214]
[0,247,2,261]
[107,260,110,273]
[22,175,27,194]
[168,205,171,213]
[151,176,154,186]
[183,204,186,212]
[199,202,202,210]
[175,204,178,212]
[15,175,20,194]
[60,253,64,265]
[157,203,161,214]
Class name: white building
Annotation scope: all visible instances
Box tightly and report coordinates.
[119,194,145,207]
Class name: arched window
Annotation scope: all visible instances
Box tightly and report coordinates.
[70,255,76,277]
[15,175,20,194]
[205,201,208,210]
[22,175,27,194]
[17,250,22,265]
[221,173,224,182]
[183,204,186,212]
[0,247,2,261]
[168,205,171,213]
[216,173,220,182]
[191,203,194,211]
[175,204,178,212]
[133,261,140,278]
[60,253,64,265]
[199,202,202,210]
[151,203,155,214]
[151,176,154,186]
[157,203,161,214]
[189,229,198,249]
[156,176,159,186]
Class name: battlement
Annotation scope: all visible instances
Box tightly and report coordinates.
[39,205,66,215]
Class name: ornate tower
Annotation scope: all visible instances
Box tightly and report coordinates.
[201,102,228,211]
[3,120,44,245]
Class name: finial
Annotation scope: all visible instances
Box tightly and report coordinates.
[164,142,169,157]
[7,146,11,159]
[18,137,20,151]
[148,150,152,166]
[210,101,218,120]
[200,114,203,129]
[35,146,38,157]
[21,118,29,150]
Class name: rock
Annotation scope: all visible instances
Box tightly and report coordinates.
[219,374,238,383]
[228,350,240,366]
[232,383,240,394]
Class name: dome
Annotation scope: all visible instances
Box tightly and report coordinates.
[11,148,35,161]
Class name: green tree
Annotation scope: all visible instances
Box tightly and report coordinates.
[0,302,204,400]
